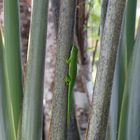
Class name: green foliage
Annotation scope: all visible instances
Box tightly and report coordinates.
[87,0,101,66]
[3,0,23,139]
[21,0,49,138]
[0,0,48,139]
[107,0,137,140]
[118,19,140,140]
[0,27,7,140]
[1,0,140,139]
[87,0,101,40]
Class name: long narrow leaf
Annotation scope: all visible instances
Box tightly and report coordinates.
[3,0,23,138]
[106,0,137,139]
[118,20,140,140]
[21,0,48,139]
[0,27,6,140]
[105,14,127,140]
[126,35,140,139]
[117,0,137,139]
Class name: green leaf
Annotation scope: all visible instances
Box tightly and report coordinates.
[107,0,137,139]
[119,20,140,140]
[106,15,127,140]
[117,0,137,139]
[21,0,49,139]
[0,27,6,140]
[3,0,23,138]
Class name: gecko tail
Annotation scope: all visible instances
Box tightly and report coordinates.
[67,87,73,127]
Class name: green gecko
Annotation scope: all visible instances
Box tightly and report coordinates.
[65,45,78,127]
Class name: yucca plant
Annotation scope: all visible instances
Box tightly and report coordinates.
[105,0,140,139]
[107,0,137,139]
[87,0,140,139]
[1,0,140,139]
[0,0,48,140]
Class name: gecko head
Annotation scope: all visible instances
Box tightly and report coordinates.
[72,46,78,54]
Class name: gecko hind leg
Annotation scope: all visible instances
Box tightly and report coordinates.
[65,57,71,64]
[64,75,71,85]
